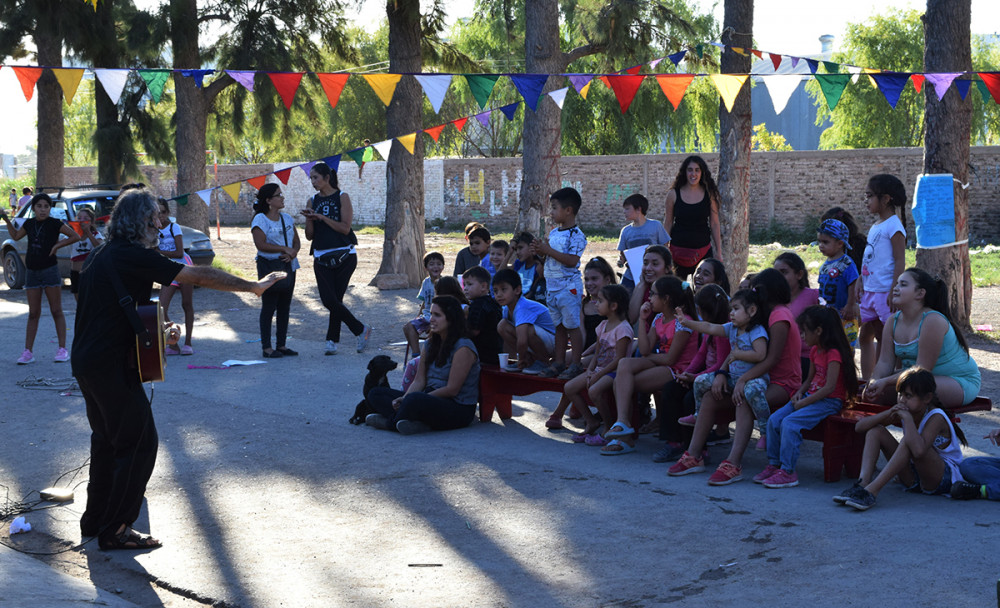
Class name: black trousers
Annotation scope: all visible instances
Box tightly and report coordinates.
[658,380,696,444]
[313,255,363,342]
[367,387,476,431]
[78,367,158,540]
[258,260,296,349]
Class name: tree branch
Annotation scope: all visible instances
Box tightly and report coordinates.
[562,42,605,66]
[198,13,230,24]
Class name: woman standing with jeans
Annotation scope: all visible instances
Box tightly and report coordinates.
[301,161,371,355]
[252,183,300,358]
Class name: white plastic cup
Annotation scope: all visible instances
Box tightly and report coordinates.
[498,353,509,370]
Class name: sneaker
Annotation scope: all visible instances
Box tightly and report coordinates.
[845,488,877,511]
[763,469,799,488]
[538,363,566,378]
[755,436,767,451]
[753,464,781,484]
[950,480,985,500]
[677,414,697,427]
[356,325,373,353]
[707,460,744,486]
[557,363,585,380]
[653,443,686,463]
[325,340,338,355]
[706,430,732,446]
[833,481,865,504]
[504,360,520,372]
[16,349,34,365]
[180,345,194,356]
[396,419,432,435]
[53,347,69,362]
[365,413,390,430]
[164,345,181,356]
[521,361,548,375]
[667,452,706,476]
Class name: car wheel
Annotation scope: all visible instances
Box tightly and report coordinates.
[3,249,26,289]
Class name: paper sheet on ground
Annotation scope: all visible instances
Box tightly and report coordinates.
[623,245,646,280]
[221,360,266,366]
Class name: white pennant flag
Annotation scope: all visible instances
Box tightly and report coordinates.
[94,69,131,104]
[414,74,452,114]
[761,74,803,115]
[547,87,569,109]
[195,188,214,207]
[372,139,393,162]
[846,65,863,84]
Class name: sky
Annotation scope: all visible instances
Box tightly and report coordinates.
[1,0,998,158]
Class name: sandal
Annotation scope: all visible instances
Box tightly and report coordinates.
[604,423,635,439]
[638,418,659,434]
[545,416,564,430]
[600,439,635,455]
[584,433,608,447]
[571,432,589,443]
[99,527,162,551]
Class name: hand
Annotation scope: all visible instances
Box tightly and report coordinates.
[986,428,1000,446]
[300,209,318,220]
[639,301,652,321]
[677,372,695,385]
[392,397,403,411]
[49,244,60,256]
[791,390,805,403]
[253,271,287,295]
[711,374,727,400]
[732,379,747,407]
[673,306,686,323]
[864,378,884,400]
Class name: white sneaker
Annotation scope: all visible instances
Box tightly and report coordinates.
[357,325,372,353]
[325,340,338,355]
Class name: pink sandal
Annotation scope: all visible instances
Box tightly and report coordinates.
[584,434,608,447]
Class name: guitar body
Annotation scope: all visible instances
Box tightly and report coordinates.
[136,299,165,383]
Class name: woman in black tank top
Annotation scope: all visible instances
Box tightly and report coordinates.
[663,155,723,279]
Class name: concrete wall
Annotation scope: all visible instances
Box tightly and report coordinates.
[65,146,1000,242]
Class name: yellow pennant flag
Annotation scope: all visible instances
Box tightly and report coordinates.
[863,68,881,89]
[51,68,85,105]
[221,182,242,204]
[397,133,417,155]
[363,74,402,107]
[579,81,592,99]
[709,74,748,112]
[88,0,97,9]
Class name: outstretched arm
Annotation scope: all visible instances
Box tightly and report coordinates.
[175,265,284,297]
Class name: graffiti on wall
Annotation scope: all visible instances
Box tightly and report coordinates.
[444,169,524,220]
[605,184,638,205]
[972,164,1000,189]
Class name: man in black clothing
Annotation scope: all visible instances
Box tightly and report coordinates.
[73,186,283,550]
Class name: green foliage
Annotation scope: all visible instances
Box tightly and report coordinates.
[64,78,97,166]
[972,35,1000,146]
[751,123,793,151]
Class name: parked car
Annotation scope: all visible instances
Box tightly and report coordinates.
[2,186,215,289]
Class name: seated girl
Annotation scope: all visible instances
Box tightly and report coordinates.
[627,245,673,330]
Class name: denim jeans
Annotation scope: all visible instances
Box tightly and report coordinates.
[766,397,843,472]
[958,457,1000,500]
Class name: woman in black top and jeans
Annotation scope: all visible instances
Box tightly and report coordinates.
[301,162,371,355]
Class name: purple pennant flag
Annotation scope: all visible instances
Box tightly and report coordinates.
[499,102,520,120]
[955,79,972,100]
[321,155,341,173]
[790,57,800,68]
[474,110,492,128]
[870,73,911,109]
[667,50,687,66]
[180,69,215,88]
[565,73,593,93]
[226,70,256,92]
[509,74,548,111]
[925,73,961,101]
[299,161,318,177]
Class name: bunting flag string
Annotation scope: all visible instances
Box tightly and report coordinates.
[363,74,402,107]
[606,74,645,113]
[138,69,171,103]
[509,74,548,111]
[869,73,911,109]
[655,74,695,110]
[547,86,568,109]
[814,74,852,110]
[709,74,748,112]
[226,70,256,92]
[268,72,305,109]
[761,74,803,115]
[414,74,452,113]
[371,139,393,161]
[464,74,500,109]
[316,73,349,109]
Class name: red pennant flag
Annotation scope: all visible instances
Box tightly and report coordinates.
[274,167,293,185]
[606,74,645,113]
[12,67,43,101]
[267,72,304,110]
[978,73,1000,104]
[656,74,695,110]
[625,65,642,75]
[598,75,611,89]
[452,117,469,132]
[315,73,349,109]
[769,53,783,71]
[911,74,925,93]
[751,49,763,59]
[424,124,446,142]
[247,175,267,190]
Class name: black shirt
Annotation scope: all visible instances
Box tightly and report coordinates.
[23,217,64,270]
[310,191,355,252]
[467,295,502,365]
[71,240,183,375]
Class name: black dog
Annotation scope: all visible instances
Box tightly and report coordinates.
[349,355,398,425]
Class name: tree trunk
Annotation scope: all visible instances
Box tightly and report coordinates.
[171,0,210,234]
[716,0,753,283]
[373,0,425,289]
[516,0,564,237]
[919,0,972,328]
[94,0,122,185]
[34,2,64,189]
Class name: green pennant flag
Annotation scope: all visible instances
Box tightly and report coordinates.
[464,74,501,109]
[815,74,852,110]
[823,61,839,74]
[175,194,189,207]
[346,148,367,167]
[977,79,990,100]
[138,69,171,103]
[695,44,705,59]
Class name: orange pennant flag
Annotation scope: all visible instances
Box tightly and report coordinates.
[655,74,695,110]
[12,67,43,101]
[598,75,611,89]
[315,73,349,108]
[397,133,417,155]
[363,74,402,106]
[247,175,267,190]
[221,182,242,204]
[51,68,85,105]
[424,124,446,142]
[751,49,763,59]
[452,117,469,132]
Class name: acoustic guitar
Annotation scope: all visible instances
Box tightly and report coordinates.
[135,299,167,383]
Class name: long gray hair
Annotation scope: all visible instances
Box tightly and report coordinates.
[109,187,160,248]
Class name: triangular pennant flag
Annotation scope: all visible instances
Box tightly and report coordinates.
[299,161,317,176]
[397,133,417,154]
[51,68,84,104]
[414,74,452,113]
[579,81,592,99]
[274,167,293,184]
[625,65,642,75]
[363,74,402,107]
[708,74,748,112]
[452,117,468,132]
[509,74,548,111]
[94,69,130,104]
[424,124,446,142]
[655,74,695,110]
[222,182,241,204]
[474,110,492,128]
[648,58,662,70]
[870,73,911,109]
[267,72,304,110]
[979,73,1000,104]
[695,44,705,58]
[87,0,96,9]
[956,79,972,100]
[547,87,568,109]
[750,50,762,59]
[805,59,819,74]
[847,65,863,84]
[790,56,800,68]
[11,67,42,101]
[863,68,881,89]
[138,69,171,103]
[195,188,214,207]
[464,74,500,109]
[769,53,782,71]
[226,70,256,92]
[667,50,687,66]
[499,102,520,120]
[566,73,593,93]
[761,74,803,115]
[731,47,747,56]
[315,73,349,109]
[823,61,840,74]
[924,73,960,100]
[814,74,852,110]
[606,74,645,113]
[975,79,988,100]
[910,74,925,93]
[175,195,189,207]
[247,175,267,190]
[180,69,214,88]
[321,155,341,173]
[346,148,367,167]
[598,75,611,89]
